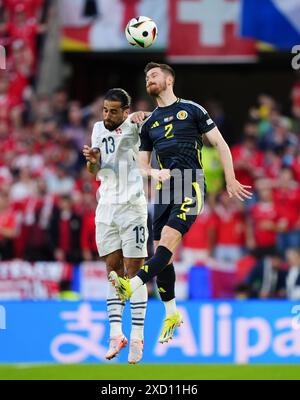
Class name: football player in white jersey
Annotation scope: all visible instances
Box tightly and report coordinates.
[83,88,149,364]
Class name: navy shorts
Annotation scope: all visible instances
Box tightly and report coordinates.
[153,172,205,241]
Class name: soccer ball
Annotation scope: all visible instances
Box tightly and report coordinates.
[125,16,157,48]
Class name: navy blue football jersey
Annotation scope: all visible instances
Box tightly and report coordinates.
[140,98,216,170]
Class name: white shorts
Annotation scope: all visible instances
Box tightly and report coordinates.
[96,202,148,258]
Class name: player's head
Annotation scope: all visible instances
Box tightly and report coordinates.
[103,88,131,131]
[144,62,175,97]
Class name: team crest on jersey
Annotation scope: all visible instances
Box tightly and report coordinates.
[164,116,174,123]
[176,110,188,120]
[115,128,122,134]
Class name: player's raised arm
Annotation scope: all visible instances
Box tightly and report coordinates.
[82,145,101,176]
[204,127,252,201]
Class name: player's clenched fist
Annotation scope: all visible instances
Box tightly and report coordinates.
[151,168,171,182]
[83,145,101,164]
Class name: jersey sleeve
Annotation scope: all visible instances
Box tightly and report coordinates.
[91,122,100,149]
[193,104,216,134]
[139,122,153,151]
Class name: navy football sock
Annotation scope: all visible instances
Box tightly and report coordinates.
[156,263,176,302]
[137,246,173,284]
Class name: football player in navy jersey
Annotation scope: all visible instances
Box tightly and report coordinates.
[110,62,252,343]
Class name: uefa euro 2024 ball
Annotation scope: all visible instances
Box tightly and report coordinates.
[125,16,157,48]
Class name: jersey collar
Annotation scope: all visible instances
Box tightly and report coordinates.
[157,98,180,110]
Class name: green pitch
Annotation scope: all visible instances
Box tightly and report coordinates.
[0,364,299,380]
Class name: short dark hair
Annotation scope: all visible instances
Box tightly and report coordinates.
[144,62,175,82]
[104,88,131,109]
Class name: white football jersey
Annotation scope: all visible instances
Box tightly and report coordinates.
[91,116,146,213]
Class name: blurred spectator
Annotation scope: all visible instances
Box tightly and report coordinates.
[244,251,286,299]
[14,140,44,173]
[201,143,224,194]
[231,122,264,189]
[0,190,18,259]
[75,166,99,196]
[48,195,82,263]
[262,149,282,180]
[19,178,54,261]
[291,74,300,134]
[10,167,36,201]
[246,182,278,258]
[51,86,69,127]
[62,101,87,151]
[80,191,98,261]
[273,167,300,254]
[291,152,300,184]
[3,3,47,66]
[8,39,34,79]
[3,0,43,20]
[285,247,300,300]
[0,74,21,125]
[257,94,277,120]
[45,164,75,195]
[213,192,246,272]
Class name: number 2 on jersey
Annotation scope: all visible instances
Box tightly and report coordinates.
[165,123,174,139]
[102,137,115,154]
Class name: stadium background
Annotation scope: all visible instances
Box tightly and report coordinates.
[0,0,300,379]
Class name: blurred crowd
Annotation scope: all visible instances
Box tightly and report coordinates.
[0,0,300,300]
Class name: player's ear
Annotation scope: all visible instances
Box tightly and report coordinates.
[166,75,174,87]
[124,108,130,118]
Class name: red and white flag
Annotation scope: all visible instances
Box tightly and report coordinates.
[168,0,256,62]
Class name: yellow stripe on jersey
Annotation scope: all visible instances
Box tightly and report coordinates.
[192,181,202,214]
[194,141,203,168]
[156,154,163,169]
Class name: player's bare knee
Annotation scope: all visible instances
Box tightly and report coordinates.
[105,250,124,277]
[106,262,123,278]
[159,226,182,253]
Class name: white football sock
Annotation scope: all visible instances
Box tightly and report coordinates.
[107,281,125,337]
[130,283,148,340]
[130,275,144,292]
[164,298,177,317]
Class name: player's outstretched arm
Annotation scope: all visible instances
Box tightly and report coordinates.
[82,145,101,175]
[205,127,252,201]
[130,111,151,124]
